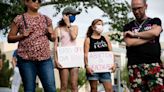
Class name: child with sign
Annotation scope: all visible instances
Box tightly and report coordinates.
[54,7,81,92]
[84,19,116,92]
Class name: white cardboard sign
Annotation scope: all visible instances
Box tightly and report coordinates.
[57,46,84,68]
[88,52,114,73]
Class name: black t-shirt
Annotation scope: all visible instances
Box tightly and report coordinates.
[123,17,162,65]
[89,36,109,52]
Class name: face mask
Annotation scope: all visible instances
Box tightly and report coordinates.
[69,15,76,23]
[95,25,103,33]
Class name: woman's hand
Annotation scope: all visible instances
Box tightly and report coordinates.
[49,31,56,41]
[86,66,94,75]
[22,29,33,37]
[110,64,116,73]
[55,61,62,69]
[63,15,71,27]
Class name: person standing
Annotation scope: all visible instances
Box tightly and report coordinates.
[123,0,164,91]
[84,19,115,92]
[54,7,80,92]
[7,0,56,91]
[11,50,21,92]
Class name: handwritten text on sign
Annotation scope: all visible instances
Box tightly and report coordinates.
[57,46,84,68]
[88,52,114,73]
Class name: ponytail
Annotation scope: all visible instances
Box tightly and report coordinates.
[58,19,67,27]
[86,26,94,37]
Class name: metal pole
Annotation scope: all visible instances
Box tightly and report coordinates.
[117,67,121,92]
[116,60,121,92]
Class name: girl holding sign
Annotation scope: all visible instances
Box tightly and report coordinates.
[54,7,81,92]
[84,19,116,92]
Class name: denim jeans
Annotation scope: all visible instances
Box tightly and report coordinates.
[17,55,56,92]
[87,72,112,83]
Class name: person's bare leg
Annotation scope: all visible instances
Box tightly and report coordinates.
[70,67,79,92]
[89,80,98,92]
[103,82,113,92]
[59,69,69,92]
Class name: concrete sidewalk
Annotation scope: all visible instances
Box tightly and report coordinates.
[0,87,11,92]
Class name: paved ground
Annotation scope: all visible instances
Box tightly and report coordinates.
[0,87,11,92]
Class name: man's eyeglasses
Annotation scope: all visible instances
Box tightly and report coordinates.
[132,6,144,11]
[32,0,42,3]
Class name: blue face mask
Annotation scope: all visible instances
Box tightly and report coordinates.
[69,15,76,23]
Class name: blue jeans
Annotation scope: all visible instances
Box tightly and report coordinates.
[17,55,56,92]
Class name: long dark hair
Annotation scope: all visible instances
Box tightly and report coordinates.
[86,19,103,37]
[58,19,67,27]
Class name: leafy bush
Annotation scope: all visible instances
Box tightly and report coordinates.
[0,51,13,87]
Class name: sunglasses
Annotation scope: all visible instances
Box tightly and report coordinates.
[32,0,42,3]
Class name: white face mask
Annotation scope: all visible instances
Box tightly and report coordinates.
[95,25,103,33]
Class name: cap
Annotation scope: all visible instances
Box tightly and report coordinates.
[62,7,80,15]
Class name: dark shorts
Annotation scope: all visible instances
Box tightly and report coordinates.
[128,62,164,92]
